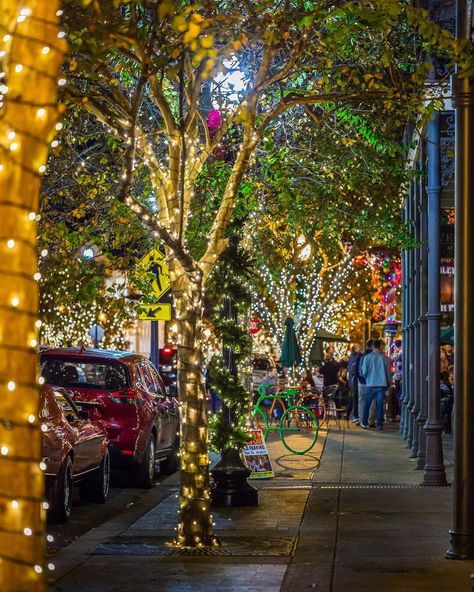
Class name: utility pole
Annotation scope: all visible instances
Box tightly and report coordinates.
[446,0,474,559]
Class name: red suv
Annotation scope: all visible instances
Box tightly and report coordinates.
[41,349,179,488]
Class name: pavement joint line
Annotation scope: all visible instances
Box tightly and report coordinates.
[260,485,312,490]
[313,483,450,489]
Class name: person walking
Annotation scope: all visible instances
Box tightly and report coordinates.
[347,344,361,423]
[355,339,374,422]
[359,338,392,430]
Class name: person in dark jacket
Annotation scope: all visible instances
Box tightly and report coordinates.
[319,355,340,387]
[355,339,374,421]
[347,344,361,423]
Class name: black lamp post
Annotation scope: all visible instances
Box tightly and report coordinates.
[211,240,258,508]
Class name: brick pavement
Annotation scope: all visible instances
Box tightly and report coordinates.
[50,424,474,592]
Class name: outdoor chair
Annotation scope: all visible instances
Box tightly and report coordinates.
[321,385,350,430]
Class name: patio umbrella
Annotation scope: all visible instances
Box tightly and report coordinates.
[440,325,454,345]
[280,317,302,368]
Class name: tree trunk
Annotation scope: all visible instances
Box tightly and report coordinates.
[0,2,65,589]
[172,272,214,547]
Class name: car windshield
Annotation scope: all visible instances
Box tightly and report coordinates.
[41,357,128,390]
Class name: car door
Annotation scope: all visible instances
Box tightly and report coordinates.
[146,362,178,450]
[134,361,159,451]
[40,389,70,476]
[54,390,101,474]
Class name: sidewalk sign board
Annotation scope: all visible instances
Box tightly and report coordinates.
[243,429,274,479]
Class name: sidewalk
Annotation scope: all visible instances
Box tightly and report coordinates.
[49,424,474,592]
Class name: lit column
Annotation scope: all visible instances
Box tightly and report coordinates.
[446,0,474,557]
[0,2,66,590]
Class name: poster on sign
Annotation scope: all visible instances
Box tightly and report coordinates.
[243,429,274,479]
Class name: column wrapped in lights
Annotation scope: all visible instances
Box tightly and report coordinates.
[0,2,65,590]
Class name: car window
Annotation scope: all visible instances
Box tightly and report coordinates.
[52,390,80,423]
[146,363,164,396]
[138,362,157,394]
[41,357,128,390]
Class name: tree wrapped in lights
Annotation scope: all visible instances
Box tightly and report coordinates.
[0,2,65,590]
[38,110,152,348]
[253,246,359,363]
[58,0,472,546]
[354,251,402,322]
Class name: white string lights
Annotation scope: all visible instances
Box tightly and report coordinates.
[252,250,372,364]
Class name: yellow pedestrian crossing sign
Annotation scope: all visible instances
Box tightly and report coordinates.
[140,249,170,301]
[138,303,172,321]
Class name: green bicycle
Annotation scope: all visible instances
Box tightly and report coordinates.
[252,390,319,455]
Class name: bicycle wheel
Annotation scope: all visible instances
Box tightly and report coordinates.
[279,405,318,455]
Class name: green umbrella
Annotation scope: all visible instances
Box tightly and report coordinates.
[440,326,454,345]
[280,317,302,368]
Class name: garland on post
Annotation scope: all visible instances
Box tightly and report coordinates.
[207,242,254,453]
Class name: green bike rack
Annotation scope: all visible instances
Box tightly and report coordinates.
[252,393,319,455]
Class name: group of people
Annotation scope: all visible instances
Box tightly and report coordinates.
[346,339,394,430]
[258,339,396,431]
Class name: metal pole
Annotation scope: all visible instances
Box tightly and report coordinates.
[407,185,416,448]
[424,112,447,486]
[447,0,474,556]
[150,321,159,369]
[403,187,414,440]
[410,175,421,458]
[417,158,429,469]
[400,199,409,436]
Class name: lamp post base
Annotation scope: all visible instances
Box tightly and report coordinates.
[211,448,258,507]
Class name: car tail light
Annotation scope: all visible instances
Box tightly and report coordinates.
[109,388,139,405]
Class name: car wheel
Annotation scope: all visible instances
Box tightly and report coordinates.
[134,435,156,489]
[79,448,110,503]
[48,455,73,523]
[160,437,179,475]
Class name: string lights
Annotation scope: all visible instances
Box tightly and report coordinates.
[0,2,66,589]
[252,249,368,364]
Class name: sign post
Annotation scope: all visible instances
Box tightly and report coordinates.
[138,249,172,367]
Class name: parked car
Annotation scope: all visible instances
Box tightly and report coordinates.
[40,385,110,523]
[40,348,180,488]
